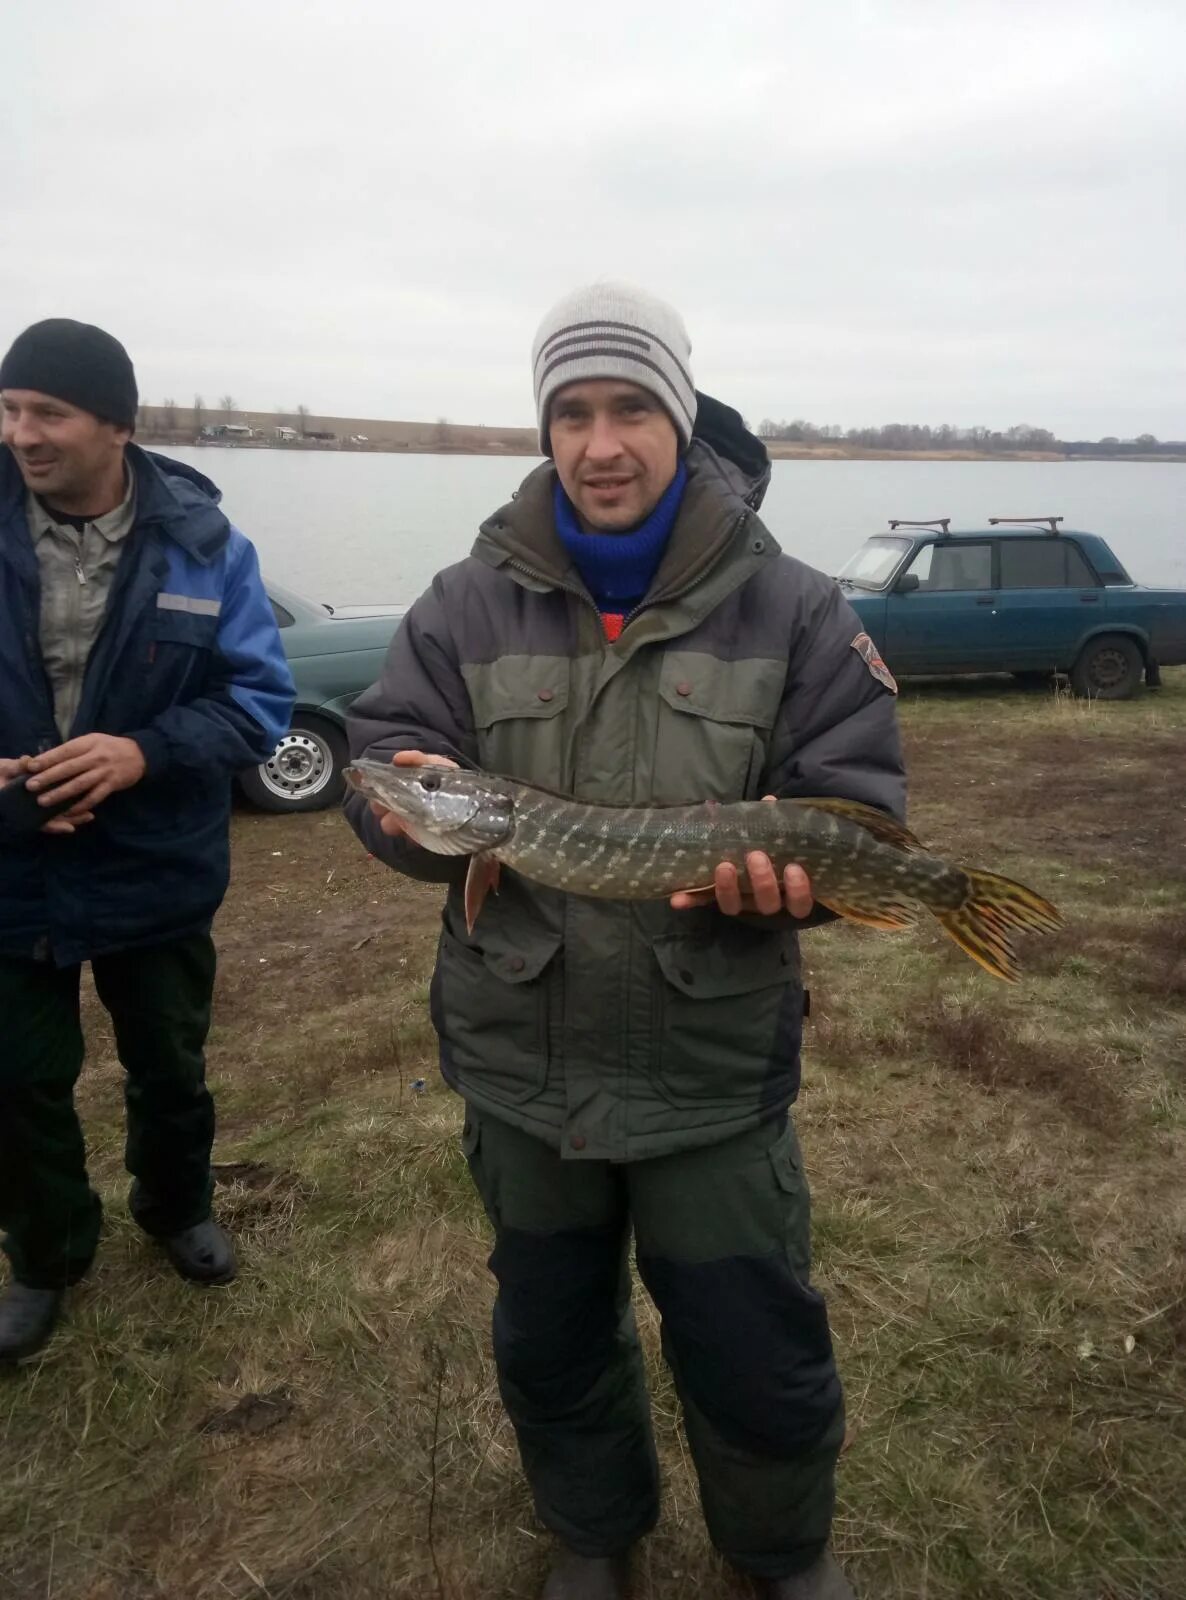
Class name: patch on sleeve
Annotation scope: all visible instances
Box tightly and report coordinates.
[851,632,898,695]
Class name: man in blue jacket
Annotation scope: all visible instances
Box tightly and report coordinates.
[0,319,295,1361]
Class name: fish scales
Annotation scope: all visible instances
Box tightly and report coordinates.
[344,760,1063,981]
[500,789,957,904]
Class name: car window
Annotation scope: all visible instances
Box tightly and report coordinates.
[1063,545,1096,586]
[999,539,1097,588]
[836,536,911,587]
[907,542,993,591]
[270,599,295,628]
[905,545,934,585]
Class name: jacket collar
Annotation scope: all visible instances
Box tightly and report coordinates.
[26,463,137,547]
[0,443,230,565]
[472,395,778,603]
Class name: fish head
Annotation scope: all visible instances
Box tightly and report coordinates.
[344,759,515,856]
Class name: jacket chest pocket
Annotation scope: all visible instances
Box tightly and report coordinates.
[430,917,563,1105]
[145,605,219,663]
[465,656,571,783]
[116,608,219,726]
[650,925,804,1112]
[651,653,783,805]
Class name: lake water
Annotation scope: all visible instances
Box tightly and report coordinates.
[163,447,1185,607]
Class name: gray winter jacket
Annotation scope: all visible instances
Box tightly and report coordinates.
[345,396,906,1160]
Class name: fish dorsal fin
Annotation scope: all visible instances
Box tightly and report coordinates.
[788,797,924,853]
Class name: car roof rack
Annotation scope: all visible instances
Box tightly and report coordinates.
[888,518,950,534]
[988,516,1063,535]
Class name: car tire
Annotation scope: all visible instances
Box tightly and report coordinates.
[1068,634,1144,701]
[239,715,349,812]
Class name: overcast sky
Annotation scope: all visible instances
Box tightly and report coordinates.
[3,0,1183,438]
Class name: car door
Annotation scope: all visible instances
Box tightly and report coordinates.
[991,539,1103,669]
[883,541,998,672]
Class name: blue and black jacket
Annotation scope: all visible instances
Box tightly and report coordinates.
[0,444,295,964]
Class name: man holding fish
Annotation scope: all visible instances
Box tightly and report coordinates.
[345,283,910,1599]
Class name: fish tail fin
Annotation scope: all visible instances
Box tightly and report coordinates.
[935,869,1063,982]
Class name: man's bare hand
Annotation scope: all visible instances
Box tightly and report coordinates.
[670,857,814,917]
[25,734,147,814]
[372,750,459,840]
[2,753,93,834]
[41,802,98,836]
[670,795,815,918]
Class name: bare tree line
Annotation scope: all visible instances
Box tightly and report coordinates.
[756,417,1181,456]
[132,402,1181,458]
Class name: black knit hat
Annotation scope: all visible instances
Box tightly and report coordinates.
[0,318,138,429]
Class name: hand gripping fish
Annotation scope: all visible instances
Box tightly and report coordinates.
[345,760,1062,982]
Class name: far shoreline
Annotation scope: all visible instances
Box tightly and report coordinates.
[135,409,1186,464]
[140,436,1186,466]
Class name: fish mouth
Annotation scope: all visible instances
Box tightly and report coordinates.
[343,762,407,806]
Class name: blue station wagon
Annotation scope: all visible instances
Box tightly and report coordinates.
[837,517,1186,698]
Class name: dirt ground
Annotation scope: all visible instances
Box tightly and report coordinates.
[2,671,1184,1600]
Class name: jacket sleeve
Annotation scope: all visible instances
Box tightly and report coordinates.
[342,575,476,884]
[131,532,295,778]
[756,573,907,929]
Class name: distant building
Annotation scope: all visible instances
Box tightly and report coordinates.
[275,426,299,442]
[200,423,254,441]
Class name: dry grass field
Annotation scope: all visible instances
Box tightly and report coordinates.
[3,673,1184,1600]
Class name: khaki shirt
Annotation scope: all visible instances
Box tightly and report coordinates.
[28,472,137,739]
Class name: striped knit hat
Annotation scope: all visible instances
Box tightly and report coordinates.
[532,282,697,455]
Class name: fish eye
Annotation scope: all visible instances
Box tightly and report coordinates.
[419,771,442,792]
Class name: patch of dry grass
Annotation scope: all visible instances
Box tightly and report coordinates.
[2,671,1184,1599]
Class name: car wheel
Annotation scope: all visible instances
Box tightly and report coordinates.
[239,715,349,812]
[1068,634,1144,700]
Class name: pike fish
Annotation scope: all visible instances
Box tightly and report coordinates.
[345,759,1063,982]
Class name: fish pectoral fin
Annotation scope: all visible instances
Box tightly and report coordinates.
[814,894,916,930]
[789,797,924,853]
[464,853,501,935]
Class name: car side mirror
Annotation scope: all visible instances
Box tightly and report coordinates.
[895,573,920,593]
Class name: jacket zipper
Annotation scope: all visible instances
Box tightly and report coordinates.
[503,510,755,807]
[505,559,602,621]
[63,533,88,733]
[623,511,750,625]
